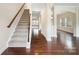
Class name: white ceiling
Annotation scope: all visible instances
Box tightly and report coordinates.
[31,3,79,20]
[31,3,47,11]
[54,3,79,6]
[31,3,79,11]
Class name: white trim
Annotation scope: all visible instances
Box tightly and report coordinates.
[0,44,8,55]
[26,42,31,49]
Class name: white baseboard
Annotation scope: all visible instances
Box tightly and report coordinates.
[46,37,52,41]
[26,42,31,49]
[0,44,8,55]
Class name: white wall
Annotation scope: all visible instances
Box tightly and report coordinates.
[46,4,55,41]
[40,4,79,40]
[54,6,77,36]
[40,6,48,39]
[25,3,32,14]
[76,7,79,37]
[40,4,54,41]
[54,6,76,14]
[25,3,49,48]
[30,3,53,41]
[0,3,24,54]
[30,4,79,42]
[0,3,23,27]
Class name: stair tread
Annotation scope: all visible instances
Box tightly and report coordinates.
[14,30,28,33]
[9,42,27,47]
[20,20,29,22]
[9,9,30,47]
[13,34,28,37]
[15,29,28,30]
[18,24,29,26]
[18,23,29,25]
[11,38,27,41]
[16,27,28,29]
[19,21,29,23]
[11,37,28,41]
[10,40,27,42]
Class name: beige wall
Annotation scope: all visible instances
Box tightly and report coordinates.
[0,3,24,54]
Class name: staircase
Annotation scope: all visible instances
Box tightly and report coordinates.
[9,9,30,47]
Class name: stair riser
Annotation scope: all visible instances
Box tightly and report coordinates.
[20,19,29,21]
[13,33,28,36]
[9,10,30,47]
[16,29,28,32]
[19,24,29,25]
[13,35,28,37]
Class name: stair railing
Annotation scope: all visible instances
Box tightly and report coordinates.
[7,3,25,28]
[28,11,31,42]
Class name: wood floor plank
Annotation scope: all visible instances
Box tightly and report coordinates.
[2,31,79,55]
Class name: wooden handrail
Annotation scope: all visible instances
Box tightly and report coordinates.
[7,3,25,28]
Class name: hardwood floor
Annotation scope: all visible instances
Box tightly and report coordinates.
[2,31,79,55]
